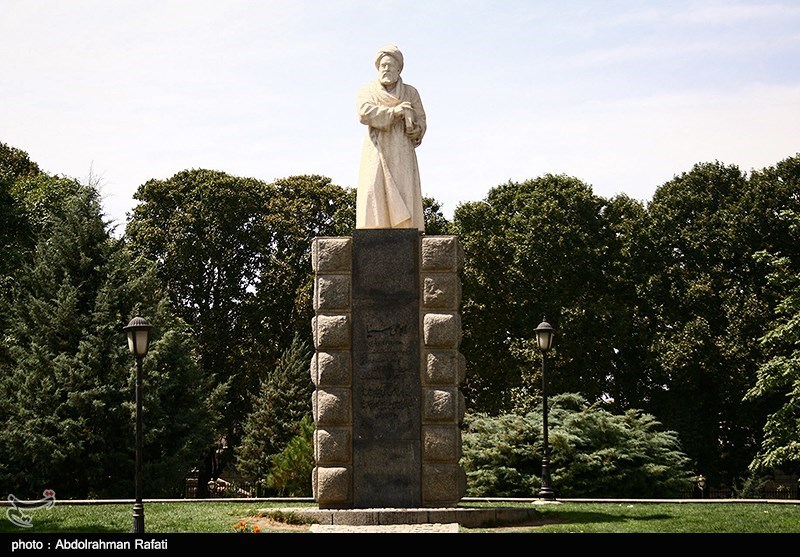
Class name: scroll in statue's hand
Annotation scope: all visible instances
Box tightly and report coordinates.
[392,102,413,118]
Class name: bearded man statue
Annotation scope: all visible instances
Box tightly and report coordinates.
[355,44,427,231]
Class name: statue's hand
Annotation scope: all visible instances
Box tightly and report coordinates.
[406,125,422,145]
[392,102,413,118]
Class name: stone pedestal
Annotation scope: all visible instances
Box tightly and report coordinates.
[311,231,466,509]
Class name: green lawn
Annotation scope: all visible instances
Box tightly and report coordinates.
[0,501,278,534]
[0,500,798,534]
[462,501,800,533]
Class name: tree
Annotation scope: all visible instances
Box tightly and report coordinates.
[422,196,451,235]
[745,242,800,473]
[127,169,276,493]
[0,141,41,178]
[639,160,797,484]
[265,415,315,497]
[251,175,355,366]
[126,171,354,494]
[0,183,213,497]
[0,146,81,485]
[451,175,641,413]
[236,333,313,487]
[0,171,21,373]
[0,145,71,372]
[737,155,800,479]
[743,158,800,474]
[461,393,693,498]
[598,193,655,410]
[0,171,24,278]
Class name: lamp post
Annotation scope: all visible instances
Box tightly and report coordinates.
[535,318,556,500]
[123,315,153,534]
[697,475,706,499]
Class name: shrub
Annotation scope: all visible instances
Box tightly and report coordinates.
[461,393,694,498]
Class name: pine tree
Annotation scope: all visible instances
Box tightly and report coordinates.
[235,333,313,487]
[266,415,315,496]
[0,184,213,498]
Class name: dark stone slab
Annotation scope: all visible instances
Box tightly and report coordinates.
[351,229,421,508]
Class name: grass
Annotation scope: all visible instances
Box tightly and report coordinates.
[0,500,797,534]
[0,502,298,534]
[460,501,800,534]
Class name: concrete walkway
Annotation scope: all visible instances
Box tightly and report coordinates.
[309,523,461,533]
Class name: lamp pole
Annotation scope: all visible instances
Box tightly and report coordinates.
[123,315,153,534]
[535,318,556,501]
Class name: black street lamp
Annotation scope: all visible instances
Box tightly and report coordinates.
[535,318,556,501]
[123,315,153,534]
[697,475,707,499]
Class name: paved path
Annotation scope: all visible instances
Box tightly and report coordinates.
[309,523,461,533]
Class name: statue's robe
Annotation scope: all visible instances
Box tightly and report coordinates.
[356,78,426,231]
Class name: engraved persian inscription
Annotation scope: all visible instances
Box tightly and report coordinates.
[365,321,408,351]
[351,229,422,507]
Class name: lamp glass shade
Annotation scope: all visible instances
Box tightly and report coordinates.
[535,320,555,352]
[124,315,152,357]
[127,329,150,357]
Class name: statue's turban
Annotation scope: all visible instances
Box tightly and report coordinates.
[374,45,404,71]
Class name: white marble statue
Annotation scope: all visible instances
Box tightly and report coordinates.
[356,45,427,231]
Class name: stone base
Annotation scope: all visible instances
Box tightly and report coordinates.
[262,506,544,529]
[311,232,466,509]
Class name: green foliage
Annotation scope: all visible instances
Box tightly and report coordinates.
[0,156,85,367]
[745,209,800,472]
[641,159,800,483]
[4,135,799,497]
[257,175,355,356]
[0,171,23,276]
[265,415,315,497]
[0,182,213,498]
[460,412,539,497]
[133,309,218,497]
[732,472,774,498]
[235,333,313,485]
[126,171,354,489]
[452,175,645,413]
[0,141,41,178]
[422,196,451,234]
[10,173,85,237]
[461,393,693,498]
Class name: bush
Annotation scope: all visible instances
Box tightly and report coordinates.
[461,393,694,498]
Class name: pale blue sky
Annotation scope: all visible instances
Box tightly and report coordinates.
[2,0,798,229]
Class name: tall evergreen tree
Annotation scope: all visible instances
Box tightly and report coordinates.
[0,143,48,375]
[0,183,213,498]
[265,415,315,497]
[236,333,313,488]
